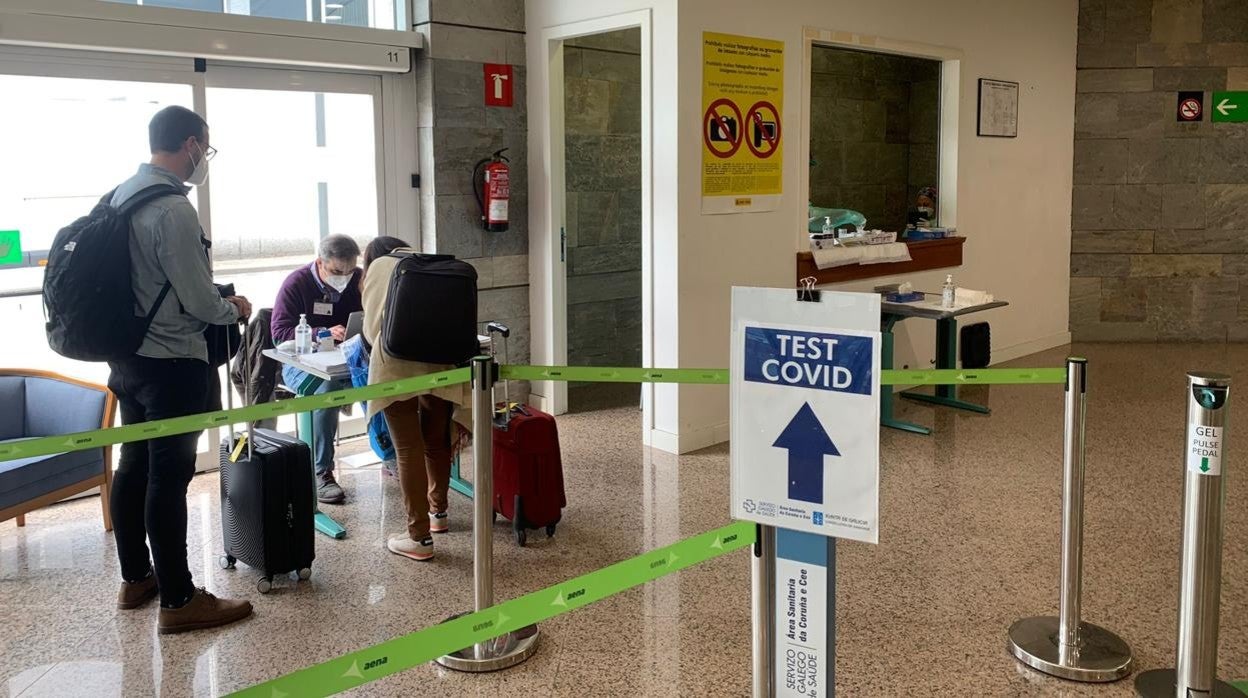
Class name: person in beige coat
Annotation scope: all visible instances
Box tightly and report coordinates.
[360,238,472,561]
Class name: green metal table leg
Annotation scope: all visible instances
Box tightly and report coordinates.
[880,315,931,435]
[902,316,992,415]
[449,453,474,499]
[296,388,347,540]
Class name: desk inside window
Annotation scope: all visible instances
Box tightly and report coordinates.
[796,237,965,285]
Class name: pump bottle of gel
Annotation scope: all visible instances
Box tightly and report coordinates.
[295,314,313,355]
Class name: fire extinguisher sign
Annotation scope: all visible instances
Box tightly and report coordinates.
[485,64,514,108]
[701,32,785,215]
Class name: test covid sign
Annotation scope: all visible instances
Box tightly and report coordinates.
[744,328,873,395]
[730,287,881,544]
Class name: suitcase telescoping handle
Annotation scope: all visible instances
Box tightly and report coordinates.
[485,321,510,407]
[222,312,253,460]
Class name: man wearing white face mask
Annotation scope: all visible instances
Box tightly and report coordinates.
[271,234,363,503]
[108,105,254,633]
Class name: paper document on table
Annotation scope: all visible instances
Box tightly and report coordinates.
[299,351,347,372]
[811,242,911,270]
[955,288,994,305]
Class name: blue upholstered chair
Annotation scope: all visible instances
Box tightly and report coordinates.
[0,370,117,530]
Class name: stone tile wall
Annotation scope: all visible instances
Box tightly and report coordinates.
[563,29,643,384]
[1072,0,1248,341]
[413,0,532,384]
[808,46,940,232]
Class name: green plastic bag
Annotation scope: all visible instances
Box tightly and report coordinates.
[808,206,866,234]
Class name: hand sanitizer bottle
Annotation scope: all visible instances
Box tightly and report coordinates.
[295,314,313,355]
[941,275,956,309]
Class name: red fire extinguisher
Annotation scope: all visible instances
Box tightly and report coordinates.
[473,148,510,232]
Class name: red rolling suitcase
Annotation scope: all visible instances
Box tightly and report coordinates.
[488,323,566,546]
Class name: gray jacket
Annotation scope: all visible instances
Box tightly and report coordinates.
[111,164,238,363]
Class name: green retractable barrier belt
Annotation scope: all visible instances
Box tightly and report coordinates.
[499,365,1067,387]
[0,368,470,463]
[0,365,1066,464]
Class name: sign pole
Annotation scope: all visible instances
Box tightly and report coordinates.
[1136,373,1238,697]
[1008,358,1132,682]
[752,524,777,697]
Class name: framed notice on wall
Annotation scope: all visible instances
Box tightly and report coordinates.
[977,78,1018,138]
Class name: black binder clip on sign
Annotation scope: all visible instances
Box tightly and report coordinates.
[797,276,821,303]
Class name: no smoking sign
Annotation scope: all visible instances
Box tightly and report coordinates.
[1177,91,1204,122]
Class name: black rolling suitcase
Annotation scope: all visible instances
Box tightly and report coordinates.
[218,327,315,593]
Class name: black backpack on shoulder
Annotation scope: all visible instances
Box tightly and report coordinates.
[43,184,183,362]
[382,253,479,365]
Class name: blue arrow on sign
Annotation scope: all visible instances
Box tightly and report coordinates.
[773,402,840,505]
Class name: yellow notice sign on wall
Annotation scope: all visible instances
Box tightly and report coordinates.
[701,32,784,214]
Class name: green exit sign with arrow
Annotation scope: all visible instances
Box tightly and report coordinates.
[1212,91,1248,122]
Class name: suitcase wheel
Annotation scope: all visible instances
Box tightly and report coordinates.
[515,528,527,547]
[546,524,556,538]
[219,555,236,570]
[296,567,312,581]
[257,577,273,594]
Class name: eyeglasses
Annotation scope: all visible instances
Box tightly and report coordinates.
[194,140,218,161]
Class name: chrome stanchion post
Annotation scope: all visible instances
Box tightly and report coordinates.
[1008,357,1133,682]
[751,524,777,698]
[436,356,539,672]
[472,353,495,660]
[1136,372,1238,698]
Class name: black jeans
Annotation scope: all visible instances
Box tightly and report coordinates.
[107,355,210,607]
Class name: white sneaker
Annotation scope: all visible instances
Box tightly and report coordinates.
[388,534,434,561]
[429,512,449,534]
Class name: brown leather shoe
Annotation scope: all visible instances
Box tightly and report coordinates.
[157,588,253,635]
[117,574,159,610]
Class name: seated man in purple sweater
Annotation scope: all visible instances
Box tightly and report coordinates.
[271,234,364,504]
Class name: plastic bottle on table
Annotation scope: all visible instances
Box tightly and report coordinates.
[941,274,956,309]
[295,314,313,355]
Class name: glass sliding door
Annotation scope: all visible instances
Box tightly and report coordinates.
[203,66,383,439]
[0,70,195,385]
[0,50,388,469]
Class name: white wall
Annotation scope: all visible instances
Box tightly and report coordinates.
[672,0,1078,452]
[528,0,1078,453]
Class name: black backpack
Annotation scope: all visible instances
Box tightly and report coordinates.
[43,184,183,362]
[382,253,479,365]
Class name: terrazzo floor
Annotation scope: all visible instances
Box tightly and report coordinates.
[1,343,1246,696]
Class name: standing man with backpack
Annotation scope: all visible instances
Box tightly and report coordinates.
[77,106,253,632]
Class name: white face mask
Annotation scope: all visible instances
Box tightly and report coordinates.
[325,273,353,293]
[187,142,210,186]
[918,206,934,217]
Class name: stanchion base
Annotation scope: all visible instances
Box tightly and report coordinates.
[1134,669,1242,697]
[1008,616,1132,683]
[434,616,539,673]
